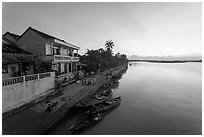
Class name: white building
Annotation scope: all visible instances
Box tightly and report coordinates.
[17,27,80,75]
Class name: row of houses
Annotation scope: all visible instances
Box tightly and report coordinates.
[3,26,81,79]
[2,27,84,113]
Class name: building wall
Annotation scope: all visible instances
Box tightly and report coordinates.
[2,72,55,113]
[17,29,46,61]
[2,63,35,79]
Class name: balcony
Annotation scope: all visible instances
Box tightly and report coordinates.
[53,55,79,62]
[53,55,71,62]
[72,57,79,62]
[45,54,79,62]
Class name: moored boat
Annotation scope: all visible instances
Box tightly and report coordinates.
[89,96,121,113]
[68,112,104,131]
[74,90,113,108]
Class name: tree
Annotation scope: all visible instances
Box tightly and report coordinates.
[105,40,114,51]
[79,40,128,73]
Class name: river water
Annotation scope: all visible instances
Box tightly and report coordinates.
[50,62,202,135]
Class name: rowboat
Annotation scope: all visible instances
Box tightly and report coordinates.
[88,96,121,113]
[68,97,121,131]
[68,112,104,131]
[74,90,113,108]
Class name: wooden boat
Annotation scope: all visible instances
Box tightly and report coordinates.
[68,112,104,131]
[74,90,113,108]
[89,96,121,113]
[68,97,121,131]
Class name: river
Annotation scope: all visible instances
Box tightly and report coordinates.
[49,62,202,135]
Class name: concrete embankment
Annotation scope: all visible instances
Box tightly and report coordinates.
[2,64,128,135]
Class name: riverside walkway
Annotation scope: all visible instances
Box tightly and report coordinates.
[2,64,127,135]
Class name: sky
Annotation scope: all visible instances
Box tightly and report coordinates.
[2,2,202,57]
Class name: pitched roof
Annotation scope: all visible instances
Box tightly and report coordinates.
[29,27,65,42]
[3,32,20,41]
[2,36,36,63]
[2,36,32,55]
[2,54,35,63]
[20,27,80,49]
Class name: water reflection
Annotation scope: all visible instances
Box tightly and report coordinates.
[49,62,201,135]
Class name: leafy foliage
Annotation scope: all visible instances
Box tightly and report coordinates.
[80,41,128,73]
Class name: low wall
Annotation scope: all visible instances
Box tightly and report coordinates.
[55,70,85,86]
[56,72,74,82]
[2,72,55,113]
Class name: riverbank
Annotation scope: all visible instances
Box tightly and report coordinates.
[2,64,128,135]
[49,62,201,135]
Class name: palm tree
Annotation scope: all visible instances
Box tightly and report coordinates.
[105,40,114,51]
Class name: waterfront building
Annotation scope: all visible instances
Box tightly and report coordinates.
[3,32,20,44]
[17,27,80,76]
[2,36,35,79]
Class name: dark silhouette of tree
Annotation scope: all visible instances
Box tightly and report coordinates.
[79,40,128,73]
[105,40,114,51]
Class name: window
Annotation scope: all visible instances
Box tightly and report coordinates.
[26,65,30,71]
[56,48,60,55]
[53,46,60,55]
[11,67,16,71]
[69,49,73,56]
[2,64,8,73]
[23,63,30,71]
[46,43,51,55]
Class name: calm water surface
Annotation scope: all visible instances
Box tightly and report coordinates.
[50,62,202,135]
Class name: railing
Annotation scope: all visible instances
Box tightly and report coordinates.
[72,57,79,62]
[45,55,54,61]
[54,55,71,62]
[2,77,24,86]
[2,72,52,86]
[53,55,79,62]
[39,73,51,78]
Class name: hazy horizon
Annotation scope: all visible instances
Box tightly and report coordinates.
[128,54,202,60]
[2,2,202,57]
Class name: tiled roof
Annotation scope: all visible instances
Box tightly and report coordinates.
[2,36,36,63]
[29,27,65,42]
[28,27,80,49]
[4,32,20,41]
[2,36,32,55]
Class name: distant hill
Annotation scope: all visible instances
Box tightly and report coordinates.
[128,54,202,61]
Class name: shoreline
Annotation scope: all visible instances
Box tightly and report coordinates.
[129,60,202,63]
[3,64,128,135]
